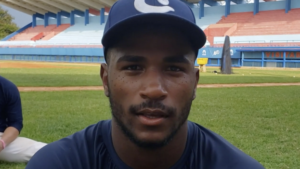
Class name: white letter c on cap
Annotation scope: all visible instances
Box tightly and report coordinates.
[134,0,175,13]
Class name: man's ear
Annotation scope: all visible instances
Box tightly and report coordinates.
[100,63,109,97]
[193,67,199,100]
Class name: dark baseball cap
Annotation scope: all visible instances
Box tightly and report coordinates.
[101,0,207,60]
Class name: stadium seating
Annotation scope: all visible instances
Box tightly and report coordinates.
[204,8,300,46]
[231,9,300,36]
[2,3,300,49]
[9,25,55,41]
[42,24,71,40]
[8,24,70,41]
[46,22,103,45]
[4,18,103,47]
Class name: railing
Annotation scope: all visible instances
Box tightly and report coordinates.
[212,40,300,48]
[270,40,300,43]
[214,40,266,44]
[234,40,266,44]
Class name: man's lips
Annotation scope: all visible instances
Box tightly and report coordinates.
[136,109,169,118]
[135,109,169,126]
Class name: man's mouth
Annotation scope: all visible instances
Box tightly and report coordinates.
[137,108,169,117]
[142,114,164,119]
[136,109,169,126]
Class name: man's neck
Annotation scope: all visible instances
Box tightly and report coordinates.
[111,121,188,169]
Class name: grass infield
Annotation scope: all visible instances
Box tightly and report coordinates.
[0,61,300,86]
[1,86,299,169]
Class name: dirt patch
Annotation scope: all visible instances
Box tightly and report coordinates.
[18,83,300,92]
[0,62,81,69]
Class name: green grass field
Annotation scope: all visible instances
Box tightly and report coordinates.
[1,87,299,169]
[0,61,299,169]
[0,61,299,86]
[0,62,103,87]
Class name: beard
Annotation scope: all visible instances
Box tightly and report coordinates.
[109,88,193,150]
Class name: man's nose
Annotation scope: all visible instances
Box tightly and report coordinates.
[139,70,167,101]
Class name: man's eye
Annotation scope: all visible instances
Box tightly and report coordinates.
[167,66,182,72]
[125,65,142,70]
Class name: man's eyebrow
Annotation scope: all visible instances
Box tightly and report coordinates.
[117,55,146,63]
[163,55,190,64]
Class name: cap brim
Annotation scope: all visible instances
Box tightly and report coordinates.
[102,13,207,50]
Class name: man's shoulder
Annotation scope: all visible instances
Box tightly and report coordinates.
[0,76,19,99]
[71,119,111,140]
[26,120,112,169]
[0,76,17,89]
[50,119,111,147]
[188,121,265,169]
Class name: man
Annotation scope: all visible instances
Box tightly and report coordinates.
[0,76,46,162]
[26,0,265,168]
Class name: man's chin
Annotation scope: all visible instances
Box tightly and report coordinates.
[130,138,169,149]
[128,130,178,149]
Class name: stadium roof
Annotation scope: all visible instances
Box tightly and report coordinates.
[0,0,116,15]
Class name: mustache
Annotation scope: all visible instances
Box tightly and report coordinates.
[129,100,176,115]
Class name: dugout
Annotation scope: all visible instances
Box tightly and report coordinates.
[196,47,300,68]
[237,47,300,68]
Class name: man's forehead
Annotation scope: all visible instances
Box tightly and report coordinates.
[110,51,195,65]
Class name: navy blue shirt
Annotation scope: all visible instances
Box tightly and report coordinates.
[0,76,23,133]
[26,120,264,169]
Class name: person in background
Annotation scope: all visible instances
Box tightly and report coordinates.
[0,76,46,162]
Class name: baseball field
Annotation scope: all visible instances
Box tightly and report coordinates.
[0,61,299,169]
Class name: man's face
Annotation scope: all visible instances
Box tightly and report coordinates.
[101,27,199,149]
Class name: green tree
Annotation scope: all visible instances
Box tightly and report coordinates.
[0,6,19,39]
